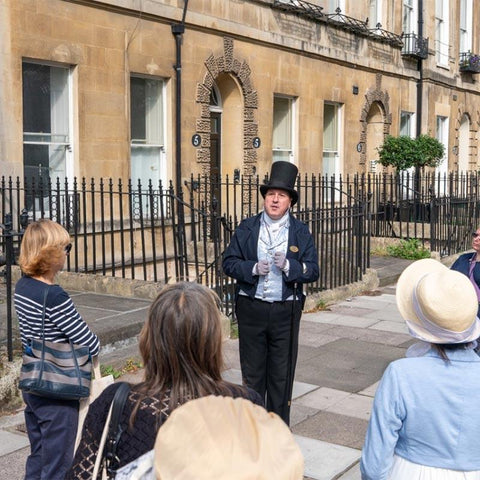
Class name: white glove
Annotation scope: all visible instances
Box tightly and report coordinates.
[273,252,287,270]
[255,259,270,276]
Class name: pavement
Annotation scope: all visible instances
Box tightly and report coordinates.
[0,256,419,479]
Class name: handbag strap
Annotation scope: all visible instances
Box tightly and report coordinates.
[104,382,131,479]
[93,401,113,480]
[37,286,51,380]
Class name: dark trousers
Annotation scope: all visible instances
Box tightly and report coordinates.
[236,295,302,425]
[22,392,79,480]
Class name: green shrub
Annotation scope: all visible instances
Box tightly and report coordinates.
[377,134,445,171]
[386,238,430,260]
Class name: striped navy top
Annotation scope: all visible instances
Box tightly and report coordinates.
[14,276,100,356]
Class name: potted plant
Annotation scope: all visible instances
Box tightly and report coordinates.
[460,52,480,73]
[376,134,445,221]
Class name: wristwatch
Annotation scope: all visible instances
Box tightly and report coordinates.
[302,263,308,274]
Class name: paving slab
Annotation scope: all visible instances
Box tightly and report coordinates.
[364,309,404,322]
[293,411,369,450]
[69,292,151,312]
[321,324,411,347]
[294,387,351,410]
[0,447,28,480]
[222,368,318,400]
[294,435,361,480]
[0,430,29,456]
[83,308,149,345]
[325,393,373,421]
[368,320,409,334]
[337,462,361,479]
[358,381,379,397]
[290,403,319,427]
[304,312,379,328]
[296,339,405,392]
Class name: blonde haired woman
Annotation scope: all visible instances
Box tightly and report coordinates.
[68,282,262,479]
[15,218,99,479]
[361,259,480,479]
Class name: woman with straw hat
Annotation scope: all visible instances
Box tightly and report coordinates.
[115,395,304,480]
[360,258,480,479]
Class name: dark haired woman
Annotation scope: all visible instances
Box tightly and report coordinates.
[67,281,263,480]
[361,259,480,479]
[451,227,480,317]
[15,218,100,480]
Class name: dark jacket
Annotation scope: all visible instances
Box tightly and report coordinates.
[222,212,319,302]
[451,251,480,317]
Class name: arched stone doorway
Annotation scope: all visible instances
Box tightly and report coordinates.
[195,37,258,179]
[365,102,385,174]
[458,113,470,172]
[359,74,392,173]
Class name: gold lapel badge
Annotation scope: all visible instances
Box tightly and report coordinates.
[289,245,299,253]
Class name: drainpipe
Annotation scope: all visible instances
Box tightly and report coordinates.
[415,0,424,138]
[414,0,424,200]
[171,0,189,278]
[172,0,189,195]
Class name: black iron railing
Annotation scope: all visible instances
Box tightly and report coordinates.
[459,51,480,73]
[402,33,429,59]
[0,174,371,313]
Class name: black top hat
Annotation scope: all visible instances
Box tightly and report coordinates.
[260,161,299,206]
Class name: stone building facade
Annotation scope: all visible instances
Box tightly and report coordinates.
[1,0,480,189]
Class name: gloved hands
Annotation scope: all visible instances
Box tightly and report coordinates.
[273,252,287,270]
[255,259,270,276]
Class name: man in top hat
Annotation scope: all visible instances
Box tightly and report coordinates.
[222,161,319,425]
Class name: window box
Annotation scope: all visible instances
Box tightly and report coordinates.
[459,52,480,73]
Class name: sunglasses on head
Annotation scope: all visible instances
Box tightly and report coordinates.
[65,243,72,254]
[473,232,480,239]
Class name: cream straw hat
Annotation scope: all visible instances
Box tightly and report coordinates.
[396,258,480,344]
[154,395,304,480]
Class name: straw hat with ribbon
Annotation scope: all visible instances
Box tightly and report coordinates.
[154,395,304,480]
[396,258,480,344]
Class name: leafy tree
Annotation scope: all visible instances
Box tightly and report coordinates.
[376,134,445,171]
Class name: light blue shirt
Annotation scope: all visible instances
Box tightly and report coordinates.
[360,347,480,479]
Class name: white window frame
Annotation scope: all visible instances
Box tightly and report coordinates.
[322,102,343,202]
[435,0,450,67]
[130,75,167,186]
[22,60,74,218]
[400,111,415,138]
[322,102,343,177]
[22,60,74,183]
[400,111,416,198]
[436,115,449,195]
[329,0,345,13]
[402,0,417,34]
[460,0,473,54]
[272,95,296,164]
[369,0,382,29]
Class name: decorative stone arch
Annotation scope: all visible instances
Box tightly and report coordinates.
[453,107,478,170]
[195,37,258,176]
[359,74,392,169]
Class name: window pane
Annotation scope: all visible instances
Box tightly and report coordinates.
[131,77,163,145]
[131,77,146,143]
[400,112,412,136]
[23,64,52,134]
[273,97,292,149]
[22,62,69,185]
[273,151,291,162]
[50,67,69,137]
[323,104,338,151]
